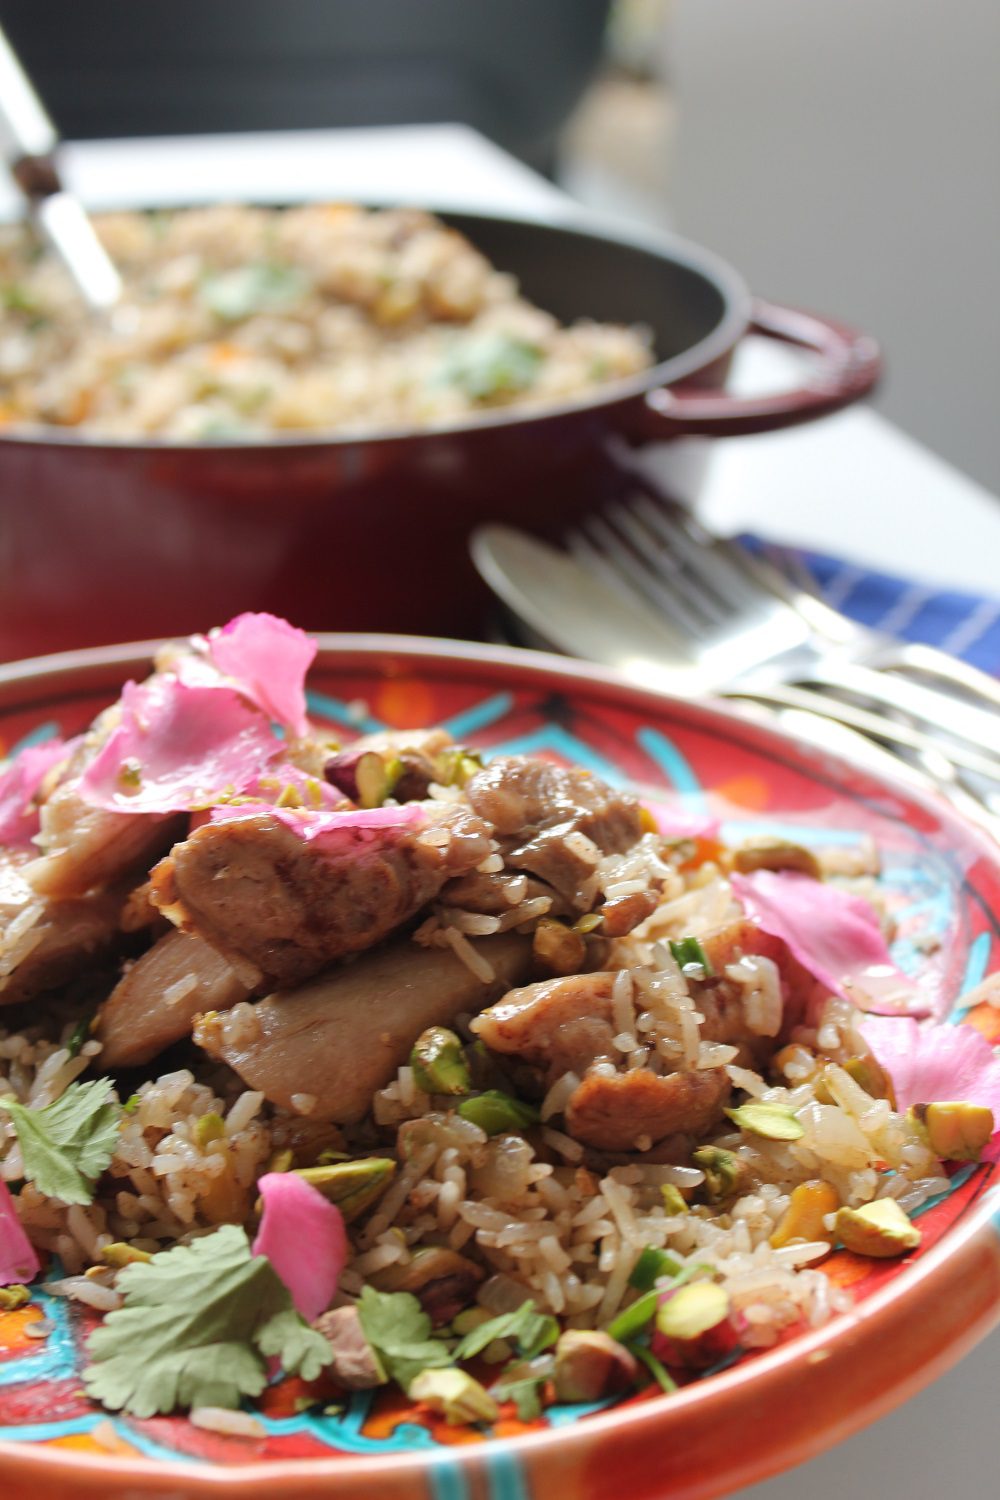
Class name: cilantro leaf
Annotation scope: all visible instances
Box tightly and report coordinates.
[453,1300,558,1363]
[492,1371,547,1421]
[0,1078,120,1205]
[356,1286,453,1394]
[84,1224,331,1417]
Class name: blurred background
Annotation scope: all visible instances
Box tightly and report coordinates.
[0,0,996,489]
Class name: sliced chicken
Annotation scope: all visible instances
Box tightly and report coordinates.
[194,931,533,1122]
[565,1067,730,1152]
[464,757,643,909]
[96,929,251,1069]
[151,803,495,989]
[24,781,182,900]
[0,851,126,1006]
[465,757,641,848]
[471,971,620,1081]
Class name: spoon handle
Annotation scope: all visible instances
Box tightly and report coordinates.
[0,25,121,309]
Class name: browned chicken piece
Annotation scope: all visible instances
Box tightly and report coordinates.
[150,802,495,989]
[24,780,183,900]
[440,868,566,917]
[564,1067,730,1152]
[194,931,533,1122]
[465,757,641,848]
[471,971,620,1081]
[688,917,813,1065]
[96,929,251,1069]
[0,851,126,1006]
[464,759,642,908]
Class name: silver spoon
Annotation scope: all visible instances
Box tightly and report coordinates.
[0,24,121,310]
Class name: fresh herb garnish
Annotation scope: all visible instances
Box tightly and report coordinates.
[668,936,714,977]
[628,1340,678,1394]
[440,333,543,401]
[356,1286,453,1393]
[199,263,306,322]
[83,1224,330,1416]
[492,1369,548,1420]
[0,1079,120,1205]
[453,1299,558,1362]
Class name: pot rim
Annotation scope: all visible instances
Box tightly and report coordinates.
[0,201,750,454]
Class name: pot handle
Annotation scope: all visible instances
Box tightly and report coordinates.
[640,298,882,439]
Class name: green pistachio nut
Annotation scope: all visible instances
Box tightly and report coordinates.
[410,1027,472,1097]
[552,1329,639,1403]
[409,1367,499,1425]
[288,1158,396,1223]
[835,1199,921,1258]
[723,1101,805,1142]
[914,1100,995,1162]
[691,1146,751,1203]
[457,1091,540,1137]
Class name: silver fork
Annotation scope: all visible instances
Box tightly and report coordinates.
[566,492,1000,793]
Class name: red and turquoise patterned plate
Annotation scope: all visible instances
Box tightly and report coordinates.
[1,635,998,1500]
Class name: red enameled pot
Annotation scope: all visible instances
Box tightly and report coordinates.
[0,209,881,660]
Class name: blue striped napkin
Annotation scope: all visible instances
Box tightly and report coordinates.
[743,536,1000,676]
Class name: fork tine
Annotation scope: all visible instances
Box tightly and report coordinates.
[569,515,717,643]
[629,493,772,615]
[604,504,730,629]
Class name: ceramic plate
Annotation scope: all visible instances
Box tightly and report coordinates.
[0,635,998,1500]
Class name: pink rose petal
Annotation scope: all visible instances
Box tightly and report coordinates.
[208,613,316,740]
[252,1172,347,1323]
[859,1015,1000,1150]
[210,800,426,843]
[0,738,75,846]
[731,869,924,1015]
[79,676,282,814]
[646,801,721,842]
[0,1179,40,1286]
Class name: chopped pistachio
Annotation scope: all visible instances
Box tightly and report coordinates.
[655,1280,729,1343]
[316,1147,350,1165]
[732,838,820,879]
[116,757,142,792]
[724,1101,805,1142]
[692,1146,752,1203]
[913,1101,995,1162]
[324,748,396,808]
[571,912,604,935]
[409,1367,499,1425]
[769,1180,840,1249]
[457,1091,540,1136]
[660,1184,689,1216]
[194,1112,226,1147]
[532,918,587,977]
[835,1198,921,1257]
[843,1055,895,1104]
[100,1242,153,1269]
[652,1280,740,1370]
[552,1329,639,1403]
[410,1027,471,1097]
[0,1284,30,1310]
[121,1093,141,1115]
[285,1158,396,1223]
